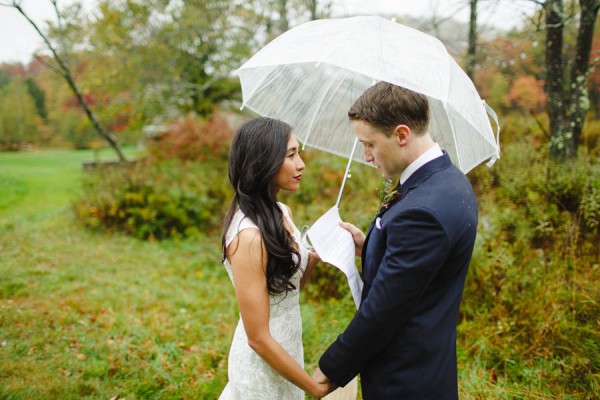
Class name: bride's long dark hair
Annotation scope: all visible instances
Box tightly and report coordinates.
[222,117,301,294]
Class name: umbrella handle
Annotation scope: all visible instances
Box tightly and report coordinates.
[336,137,360,208]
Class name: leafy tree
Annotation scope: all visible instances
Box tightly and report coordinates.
[0,78,39,149]
[24,77,47,121]
[587,26,600,115]
[508,75,547,112]
[0,0,127,160]
[0,68,11,89]
[82,0,263,128]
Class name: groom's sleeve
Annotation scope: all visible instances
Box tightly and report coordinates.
[318,208,450,387]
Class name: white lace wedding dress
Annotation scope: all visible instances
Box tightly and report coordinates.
[220,203,308,400]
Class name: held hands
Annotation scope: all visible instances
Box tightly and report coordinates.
[310,367,337,398]
[339,222,365,257]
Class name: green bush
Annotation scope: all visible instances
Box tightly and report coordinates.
[73,159,232,240]
[461,134,600,396]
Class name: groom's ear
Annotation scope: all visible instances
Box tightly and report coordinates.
[393,124,410,146]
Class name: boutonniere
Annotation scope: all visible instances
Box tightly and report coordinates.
[376,179,400,214]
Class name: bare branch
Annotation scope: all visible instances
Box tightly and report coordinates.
[33,54,63,75]
[5,0,127,161]
[530,110,550,140]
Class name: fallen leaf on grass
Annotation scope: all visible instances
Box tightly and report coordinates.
[76,353,86,360]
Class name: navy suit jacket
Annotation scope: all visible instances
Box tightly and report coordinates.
[319,152,478,399]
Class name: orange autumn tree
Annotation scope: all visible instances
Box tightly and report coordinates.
[508,75,547,113]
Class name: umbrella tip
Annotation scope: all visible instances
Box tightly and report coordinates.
[240,104,245,111]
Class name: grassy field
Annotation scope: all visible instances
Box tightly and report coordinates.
[1,147,597,399]
[0,148,355,399]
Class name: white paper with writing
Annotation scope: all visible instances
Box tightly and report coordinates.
[306,206,363,309]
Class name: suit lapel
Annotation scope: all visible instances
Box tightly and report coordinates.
[361,152,453,278]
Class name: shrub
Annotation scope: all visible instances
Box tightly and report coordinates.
[582,117,600,156]
[461,137,600,396]
[146,110,233,162]
[73,159,232,240]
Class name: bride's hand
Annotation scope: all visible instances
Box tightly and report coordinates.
[310,367,336,398]
[310,380,335,398]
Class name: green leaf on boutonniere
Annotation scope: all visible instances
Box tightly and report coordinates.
[376,179,399,214]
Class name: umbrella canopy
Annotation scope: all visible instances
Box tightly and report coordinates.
[235,16,500,175]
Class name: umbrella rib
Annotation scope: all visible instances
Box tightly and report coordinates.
[446,103,462,171]
[302,66,352,149]
[239,67,282,110]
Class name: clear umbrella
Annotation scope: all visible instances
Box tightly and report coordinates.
[235,16,500,206]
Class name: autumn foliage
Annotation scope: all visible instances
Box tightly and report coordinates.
[145,109,234,162]
[507,75,547,113]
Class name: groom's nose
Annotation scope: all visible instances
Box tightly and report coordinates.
[363,148,373,163]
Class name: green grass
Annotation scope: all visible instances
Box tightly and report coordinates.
[0,148,356,399]
[1,147,598,399]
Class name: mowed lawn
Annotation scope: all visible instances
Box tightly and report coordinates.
[0,148,355,399]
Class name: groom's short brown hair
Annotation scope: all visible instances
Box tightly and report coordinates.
[348,82,429,136]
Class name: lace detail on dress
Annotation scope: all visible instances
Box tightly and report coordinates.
[220,203,309,400]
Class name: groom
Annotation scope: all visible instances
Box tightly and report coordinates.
[314,82,478,399]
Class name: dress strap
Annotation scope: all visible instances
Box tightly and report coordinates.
[225,209,259,248]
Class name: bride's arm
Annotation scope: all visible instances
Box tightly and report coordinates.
[228,229,330,398]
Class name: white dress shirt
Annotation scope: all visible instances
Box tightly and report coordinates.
[400,143,443,186]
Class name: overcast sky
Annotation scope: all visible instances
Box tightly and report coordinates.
[0,0,539,64]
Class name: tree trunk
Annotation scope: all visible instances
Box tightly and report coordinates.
[567,0,600,154]
[546,0,600,160]
[466,0,478,81]
[545,0,568,158]
[278,0,289,33]
[307,0,317,20]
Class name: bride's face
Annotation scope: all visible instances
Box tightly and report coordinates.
[274,135,305,193]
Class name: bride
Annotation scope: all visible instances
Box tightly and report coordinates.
[220,117,332,399]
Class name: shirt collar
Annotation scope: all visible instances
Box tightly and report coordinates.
[400,143,443,185]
